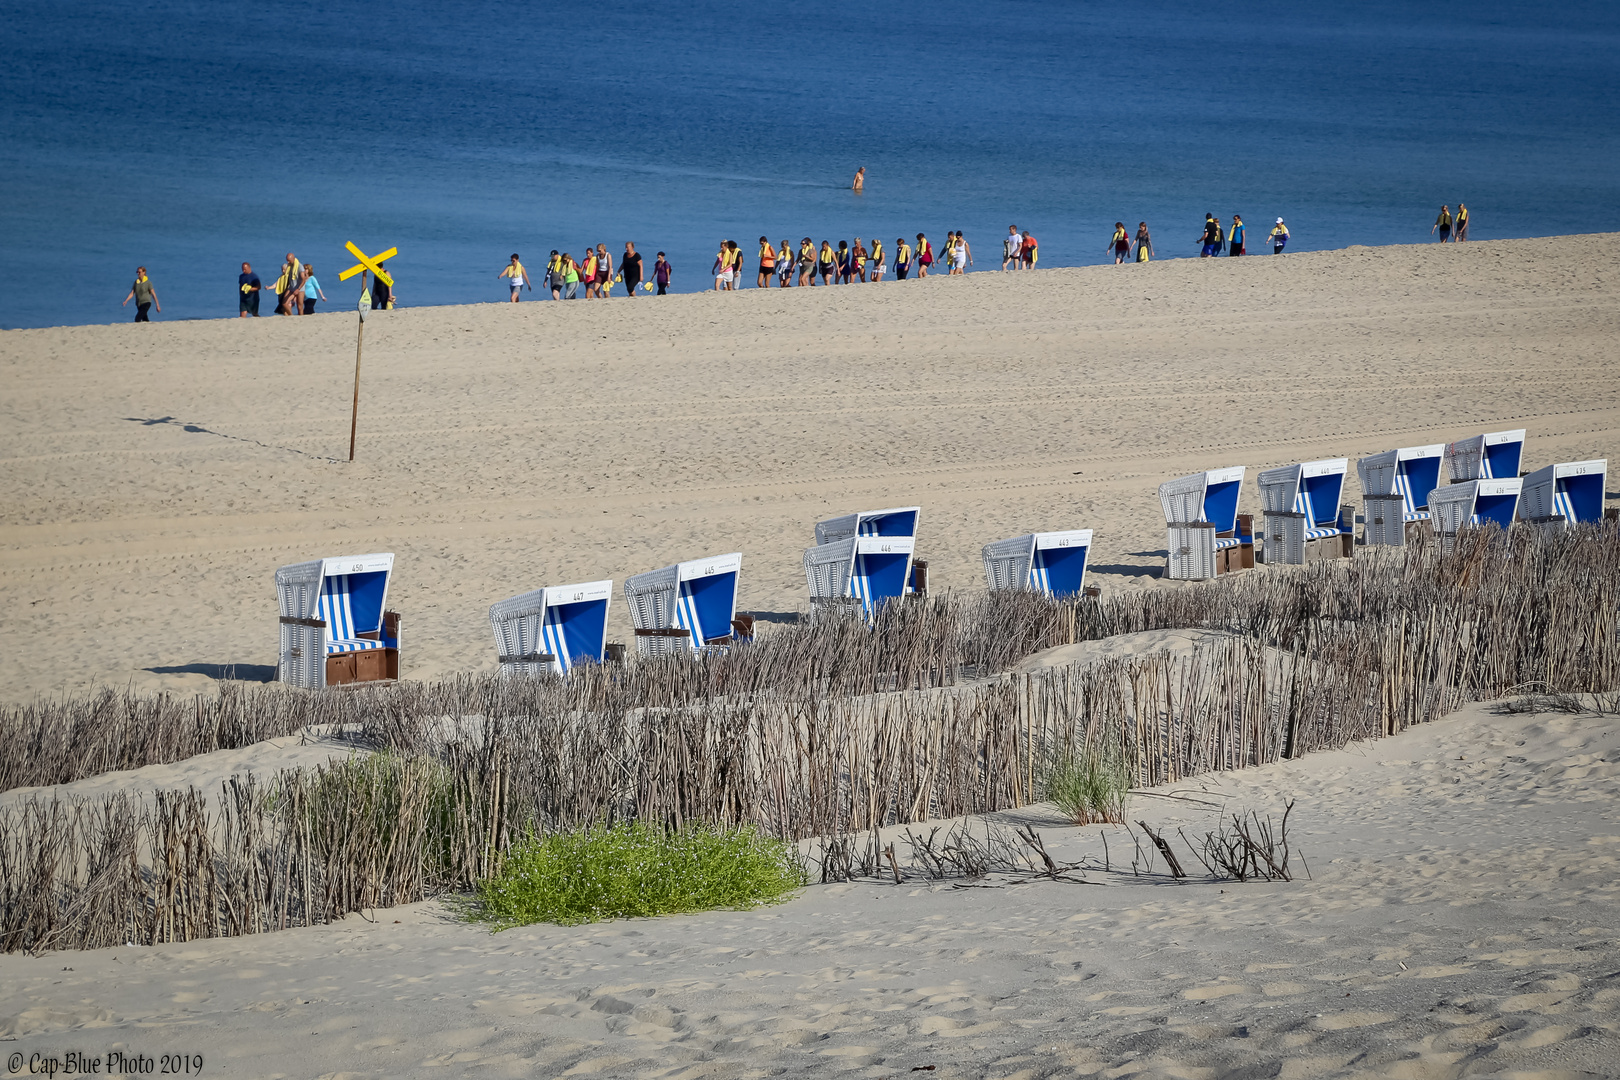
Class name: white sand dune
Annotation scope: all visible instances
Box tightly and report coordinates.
[1,700,1615,1078]
[2,236,1617,701]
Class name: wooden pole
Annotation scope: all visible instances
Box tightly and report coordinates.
[349,273,365,462]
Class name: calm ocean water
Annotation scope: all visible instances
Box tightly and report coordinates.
[3,0,1618,328]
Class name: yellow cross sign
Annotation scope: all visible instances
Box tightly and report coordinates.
[339,242,396,287]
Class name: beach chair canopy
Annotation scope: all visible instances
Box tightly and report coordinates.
[1358,445,1444,519]
[1445,429,1525,482]
[983,530,1093,596]
[489,579,613,674]
[814,506,920,546]
[1520,460,1606,524]
[1159,467,1245,534]
[1258,459,1348,539]
[804,535,915,617]
[624,553,742,650]
[276,553,395,654]
[1429,479,1523,535]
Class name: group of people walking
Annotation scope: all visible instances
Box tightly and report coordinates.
[1432,204,1470,242]
[711,231,977,291]
[1107,215,1290,264]
[234,253,357,318]
[502,244,671,300]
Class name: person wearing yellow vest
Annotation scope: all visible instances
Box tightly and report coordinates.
[1109,223,1130,264]
[895,238,913,280]
[498,254,531,302]
[123,266,160,321]
[816,241,835,285]
[870,238,886,282]
[797,238,816,286]
[916,233,933,278]
[561,252,581,299]
[757,236,776,289]
[852,237,868,282]
[1455,203,1469,241]
[546,251,563,299]
[776,240,794,287]
[581,249,599,298]
[1431,205,1452,243]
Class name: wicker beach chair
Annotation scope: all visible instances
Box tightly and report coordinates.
[982,530,1093,596]
[804,535,915,620]
[1357,444,1444,546]
[624,553,745,656]
[1444,428,1526,483]
[488,579,613,676]
[1158,467,1252,580]
[1519,459,1607,531]
[814,506,920,546]
[1256,459,1354,564]
[1428,479,1523,552]
[275,553,400,689]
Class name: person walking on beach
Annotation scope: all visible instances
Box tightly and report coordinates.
[852,238,869,282]
[1270,218,1290,254]
[949,232,970,274]
[852,166,865,192]
[712,241,729,291]
[546,251,563,299]
[499,254,531,301]
[777,240,794,287]
[816,241,835,284]
[836,241,851,284]
[894,237,912,280]
[620,242,643,296]
[1432,205,1452,243]
[1455,203,1469,241]
[123,266,160,321]
[560,253,581,299]
[595,244,613,296]
[1199,214,1220,258]
[1133,222,1154,262]
[1020,230,1037,269]
[301,264,326,314]
[1228,215,1246,256]
[916,233,933,278]
[756,236,776,289]
[238,262,263,317]
[581,248,600,298]
[1004,226,1022,271]
[869,237,886,283]
[797,238,816,286]
[653,252,672,294]
[273,254,299,315]
[1109,223,1130,264]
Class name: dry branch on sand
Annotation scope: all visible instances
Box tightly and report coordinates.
[2,525,1617,952]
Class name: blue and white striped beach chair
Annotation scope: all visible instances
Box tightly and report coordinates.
[982,530,1093,596]
[804,536,915,619]
[1519,459,1607,530]
[488,579,613,677]
[1429,478,1523,551]
[1445,429,1526,483]
[624,553,745,656]
[1358,444,1444,546]
[1257,459,1353,564]
[276,553,400,689]
[814,506,920,546]
[1158,467,1251,580]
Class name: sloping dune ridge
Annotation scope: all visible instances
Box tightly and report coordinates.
[1,235,1616,700]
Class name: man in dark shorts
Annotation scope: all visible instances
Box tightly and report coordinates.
[238,262,263,317]
[1199,214,1220,257]
[620,242,643,297]
[371,264,392,309]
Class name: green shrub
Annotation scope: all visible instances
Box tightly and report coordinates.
[469,822,805,928]
[1044,743,1132,824]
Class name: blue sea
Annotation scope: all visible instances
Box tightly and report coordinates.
[3,0,1618,329]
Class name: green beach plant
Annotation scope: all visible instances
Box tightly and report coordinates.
[468,822,805,928]
[1044,742,1131,825]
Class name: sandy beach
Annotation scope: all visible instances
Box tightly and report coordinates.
[1,235,1616,701]
[2,696,1617,1077]
[2,235,1619,1078]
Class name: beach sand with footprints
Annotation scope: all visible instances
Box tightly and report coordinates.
[1,235,1618,1077]
[1,234,1616,701]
